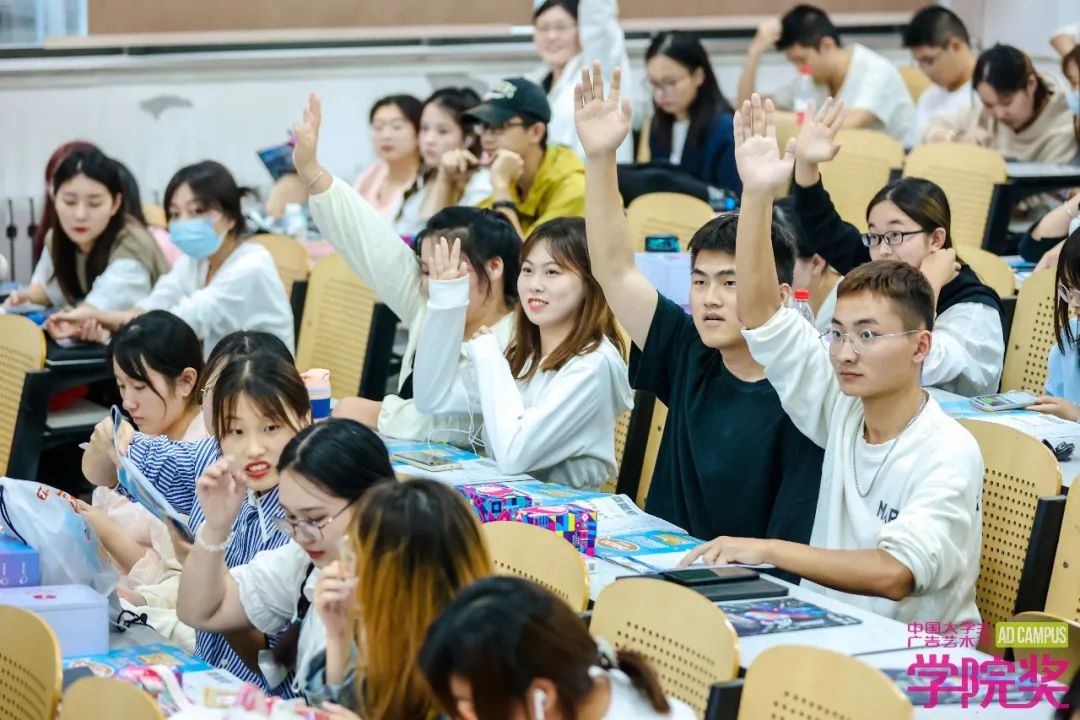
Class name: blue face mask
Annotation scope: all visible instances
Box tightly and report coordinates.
[169,217,225,259]
[1067,90,1080,117]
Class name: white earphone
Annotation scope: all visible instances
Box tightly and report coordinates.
[532,688,548,720]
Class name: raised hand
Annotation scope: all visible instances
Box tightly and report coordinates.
[749,18,782,57]
[574,61,632,158]
[432,237,468,282]
[194,457,246,534]
[734,94,796,196]
[794,97,846,166]
[292,93,323,180]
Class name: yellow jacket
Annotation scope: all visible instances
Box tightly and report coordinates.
[479,145,585,235]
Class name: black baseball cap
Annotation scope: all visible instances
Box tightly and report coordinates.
[465,78,551,127]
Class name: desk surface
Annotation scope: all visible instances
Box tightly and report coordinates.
[591,553,915,666]
[1006,162,1080,182]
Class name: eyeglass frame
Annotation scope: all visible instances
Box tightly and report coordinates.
[646,74,692,96]
[272,501,355,544]
[478,121,527,137]
[1058,282,1080,306]
[818,328,921,355]
[860,228,930,248]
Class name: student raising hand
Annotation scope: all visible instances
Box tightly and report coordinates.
[194,457,247,536]
[793,98,847,188]
[432,237,468,282]
[292,93,332,194]
[574,61,633,158]
[733,94,796,198]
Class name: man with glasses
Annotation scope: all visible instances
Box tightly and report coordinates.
[683,95,983,627]
[466,77,585,237]
[902,6,978,143]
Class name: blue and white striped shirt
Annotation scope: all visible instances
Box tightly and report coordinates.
[127,434,294,694]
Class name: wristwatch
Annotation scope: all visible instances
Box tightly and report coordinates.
[493,199,519,212]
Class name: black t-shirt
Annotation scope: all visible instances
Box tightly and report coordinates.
[633,296,823,543]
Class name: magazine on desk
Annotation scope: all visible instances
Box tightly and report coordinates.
[717,597,862,636]
[384,439,533,485]
[937,400,1080,445]
[577,495,703,558]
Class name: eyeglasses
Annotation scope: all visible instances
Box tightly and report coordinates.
[1058,282,1080,306]
[647,76,690,96]
[860,229,929,248]
[479,121,526,137]
[819,328,920,355]
[272,503,354,544]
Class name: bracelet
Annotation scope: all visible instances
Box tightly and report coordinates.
[493,199,518,212]
[304,169,327,189]
[195,527,233,553]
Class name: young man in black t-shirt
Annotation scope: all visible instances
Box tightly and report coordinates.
[575,63,823,543]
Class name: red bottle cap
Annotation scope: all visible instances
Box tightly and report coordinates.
[794,288,811,301]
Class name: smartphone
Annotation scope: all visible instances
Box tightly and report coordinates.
[969,391,1038,412]
[662,566,760,587]
[394,450,461,472]
[644,235,680,253]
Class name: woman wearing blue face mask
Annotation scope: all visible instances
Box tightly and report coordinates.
[55,161,295,357]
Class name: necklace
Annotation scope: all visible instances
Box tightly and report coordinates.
[852,391,929,498]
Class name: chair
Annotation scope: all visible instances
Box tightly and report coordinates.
[903,143,1007,249]
[482,521,590,612]
[250,233,310,300]
[60,676,164,720]
[819,128,905,233]
[295,252,381,399]
[956,246,1016,298]
[1044,490,1080,621]
[1011,611,1080,684]
[737,646,913,720]
[0,605,62,720]
[636,398,667,509]
[898,65,933,103]
[591,577,739,716]
[0,315,46,475]
[604,409,632,494]
[999,268,1056,393]
[637,115,652,163]
[959,419,1062,647]
[141,203,167,228]
[626,193,715,252]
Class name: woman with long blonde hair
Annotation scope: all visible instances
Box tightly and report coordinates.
[302,478,493,718]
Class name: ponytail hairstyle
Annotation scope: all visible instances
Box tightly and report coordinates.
[1054,227,1080,355]
[108,310,204,411]
[973,44,1050,119]
[49,148,128,305]
[349,479,493,720]
[209,350,310,443]
[505,217,625,380]
[269,418,395,671]
[415,206,521,306]
[419,576,671,720]
[163,160,251,240]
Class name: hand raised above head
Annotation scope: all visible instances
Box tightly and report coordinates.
[574,61,633,158]
[734,94,797,196]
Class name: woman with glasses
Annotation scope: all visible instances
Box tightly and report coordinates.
[1030,228,1080,421]
[645,31,740,193]
[52,161,295,359]
[177,412,392,700]
[791,98,1004,396]
[528,0,635,162]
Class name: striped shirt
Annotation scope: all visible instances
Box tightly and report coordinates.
[127,434,294,694]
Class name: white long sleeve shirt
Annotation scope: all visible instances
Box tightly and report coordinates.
[414,275,633,489]
[528,0,635,162]
[307,176,514,444]
[814,289,1003,397]
[743,307,983,625]
[138,241,294,360]
[393,169,493,239]
[32,251,152,310]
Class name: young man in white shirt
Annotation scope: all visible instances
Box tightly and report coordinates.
[738,4,916,143]
[682,95,983,626]
[902,6,978,142]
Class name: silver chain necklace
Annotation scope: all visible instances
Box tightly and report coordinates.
[852,391,929,498]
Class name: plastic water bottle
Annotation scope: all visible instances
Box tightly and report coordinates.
[794,288,815,326]
[794,65,814,126]
[283,203,307,241]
